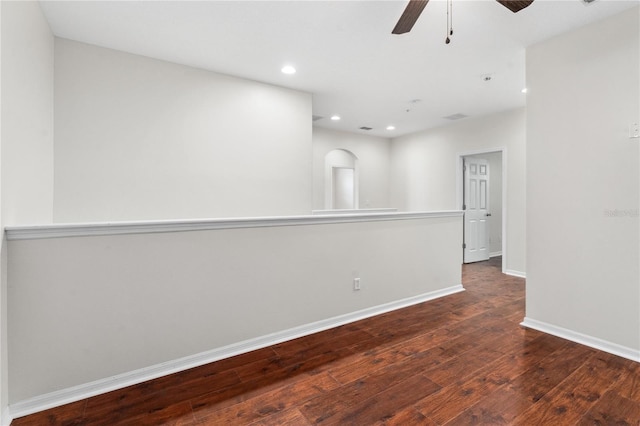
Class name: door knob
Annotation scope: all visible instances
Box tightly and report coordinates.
[485,213,492,217]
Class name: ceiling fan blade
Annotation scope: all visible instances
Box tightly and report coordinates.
[392,0,429,35]
[496,0,534,13]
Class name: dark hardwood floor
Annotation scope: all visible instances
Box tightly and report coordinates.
[12,257,640,425]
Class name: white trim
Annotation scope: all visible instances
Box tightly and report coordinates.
[9,284,464,418]
[521,317,640,363]
[4,210,462,241]
[489,251,503,258]
[312,208,398,215]
[2,408,12,426]
[504,269,526,279]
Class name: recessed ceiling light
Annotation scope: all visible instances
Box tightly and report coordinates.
[386,125,396,131]
[521,88,528,94]
[331,115,341,121]
[281,65,296,75]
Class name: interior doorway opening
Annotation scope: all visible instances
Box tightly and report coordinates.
[332,167,355,209]
[457,149,505,271]
[324,149,359,210]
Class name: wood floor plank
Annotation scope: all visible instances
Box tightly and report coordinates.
[326,318,494,394]
[315,374,440,425]
[414,333,568,424]
[511,352,631,424]
[444,386,532,425]
[79,368,241,424]
[326,317,487,385]
[357,301,462,339]
[192,372,338,423]
[326,344,411,386]
[182,372,294,419]
[271,328,383,374]
[201,347,279,372]
[374,406,435,426]
[421,343,504,388]
[245,408,312,426]
[233,344,356,383]
[300,359,425,423]
[507,341,596,405]
[189,348,352,417]
[440,298,502,323]
[115,401,195,426]
[10,399,87,426]
[609,359,640,400]
[270,327,372,360]
[577,389,640,425]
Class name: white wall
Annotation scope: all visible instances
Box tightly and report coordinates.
[7,214,462,406]
[1,2,54,226]
[313,127,391,210]
[54,38,312,223]
[526,7,639,355]
[0,5,4,422]
[1,1,54,423]
[0,5,3,423]
[390,108,526,275]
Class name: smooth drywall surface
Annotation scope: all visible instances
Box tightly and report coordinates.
[0,240,6,426]
[1,1,54,225]
[0,5,3,424]
[54,38,312,223]
[390,108,525,275]
[1,1,54,422]
[527,7,639,351]
[313,127,391,210]
[0,5,3,423]
[8,214,461,403]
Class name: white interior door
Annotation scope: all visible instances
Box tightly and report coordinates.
[332,167,355,209]
[464,158,490,263]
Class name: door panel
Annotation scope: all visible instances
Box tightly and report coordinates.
[464,158,490,263]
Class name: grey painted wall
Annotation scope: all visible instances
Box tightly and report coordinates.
[526,7,639,352]
[54,39,312,222]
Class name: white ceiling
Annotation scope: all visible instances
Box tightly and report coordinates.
[39,0,639,137]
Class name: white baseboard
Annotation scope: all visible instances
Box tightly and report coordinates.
[521,317,640,363]
[489,251,503,258]
[9,284,464,420]
[1,408,11,426]
[504,269,526,279]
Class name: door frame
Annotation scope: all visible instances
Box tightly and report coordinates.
[456,147,507,274]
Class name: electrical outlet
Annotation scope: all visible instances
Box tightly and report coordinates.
[353,277,361,291]
[629,122,639,139]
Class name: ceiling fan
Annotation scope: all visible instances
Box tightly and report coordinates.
[392,0,534,35]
